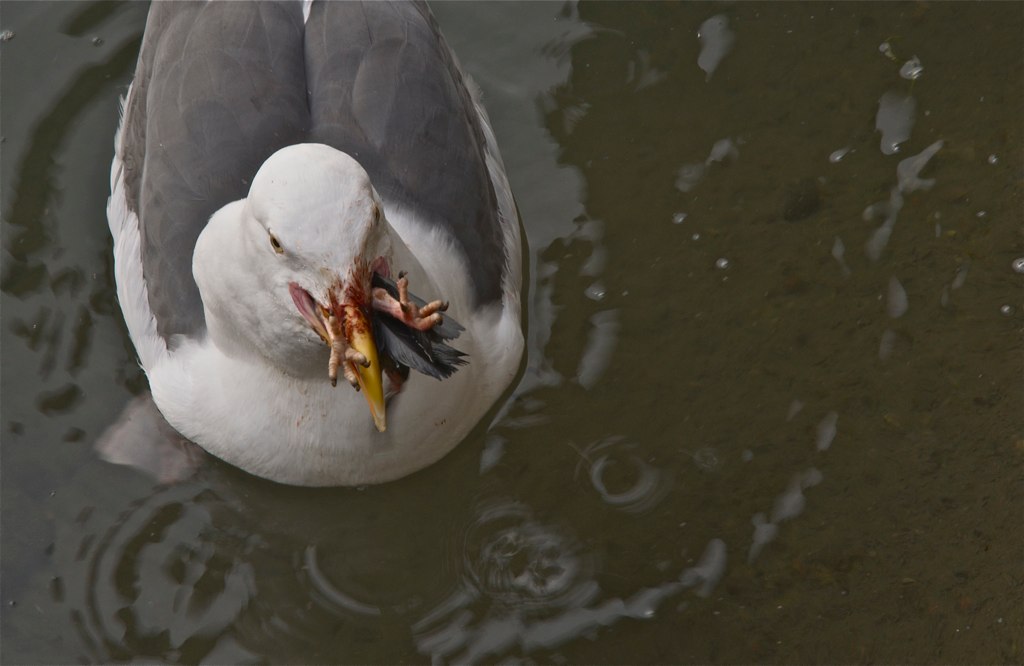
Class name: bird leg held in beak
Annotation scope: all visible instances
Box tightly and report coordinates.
[326,312,368,388]
[288,281,386,430]
[372,271,449,332]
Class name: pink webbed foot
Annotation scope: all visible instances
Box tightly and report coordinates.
[325,313,369,388]
[372,271,448,332]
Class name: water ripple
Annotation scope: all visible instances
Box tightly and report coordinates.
[61,485,257,662]
[414,496,726,663]
[575,437,671,513]
[302,545,382,618]
[459,499,593,610]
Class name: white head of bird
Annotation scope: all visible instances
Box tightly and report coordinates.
[194,144,392,426]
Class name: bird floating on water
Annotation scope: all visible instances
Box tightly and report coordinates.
[107,1,524,486]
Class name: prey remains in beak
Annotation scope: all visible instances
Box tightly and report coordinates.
[289,282,387,432]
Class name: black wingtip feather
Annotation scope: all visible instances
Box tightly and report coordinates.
[372,309,468,380]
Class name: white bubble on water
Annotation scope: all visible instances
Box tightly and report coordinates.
[584,282,606,301]
[816,412,838,451]
[899,55,923,80]
[879,329,897,360]
[832,237,850,276]
[951,264,969,290]
[829,147,851,163]
[887,276,908,318]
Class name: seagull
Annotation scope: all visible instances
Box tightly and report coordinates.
[107,1,524,486]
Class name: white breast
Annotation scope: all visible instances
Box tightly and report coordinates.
[147,205,523,486]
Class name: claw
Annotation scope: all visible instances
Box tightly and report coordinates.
[419,301,437,315]
[343,362,360,389]
[397,274,411,313]
[327,314,345,387]
[372,271,450,332]
[326,314,368,387]
[345,348,369,368]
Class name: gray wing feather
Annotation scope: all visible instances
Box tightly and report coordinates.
[123,1,503,344]
[125,1,309,341]
[305,1,504,305]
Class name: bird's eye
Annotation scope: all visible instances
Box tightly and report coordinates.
[269,234,284,254]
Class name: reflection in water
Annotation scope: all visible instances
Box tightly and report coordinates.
[675,136,739,192]
[696,15,735,81]
[940,262,971,310]
[748,513,778,564]
[518,208,620,397]
[60,485,257,662]
[864,140,943,261]
[772,468,824,524]
[832,236,851,276]
[53,470,469,663]
[576,310,618,388]
[6,1,1022,662]
[896,140,944,192]
[876,90,916,156]
[679,538,727,598]
[887,276,909,319]
[1,15,144,405]
[878,328,898,360]
[815,412,838,452]
[749,468,824,564]
[95,393,205,484]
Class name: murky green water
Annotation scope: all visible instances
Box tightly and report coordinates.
[2,2,1021,663]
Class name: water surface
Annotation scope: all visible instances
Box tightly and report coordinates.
[2,2,1021,663]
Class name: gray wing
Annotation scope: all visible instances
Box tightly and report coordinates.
[121,1,502,344]
[124,1,308,342]
[304,1,503,306]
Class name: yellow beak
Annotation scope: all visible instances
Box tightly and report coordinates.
[343,305,387,432]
